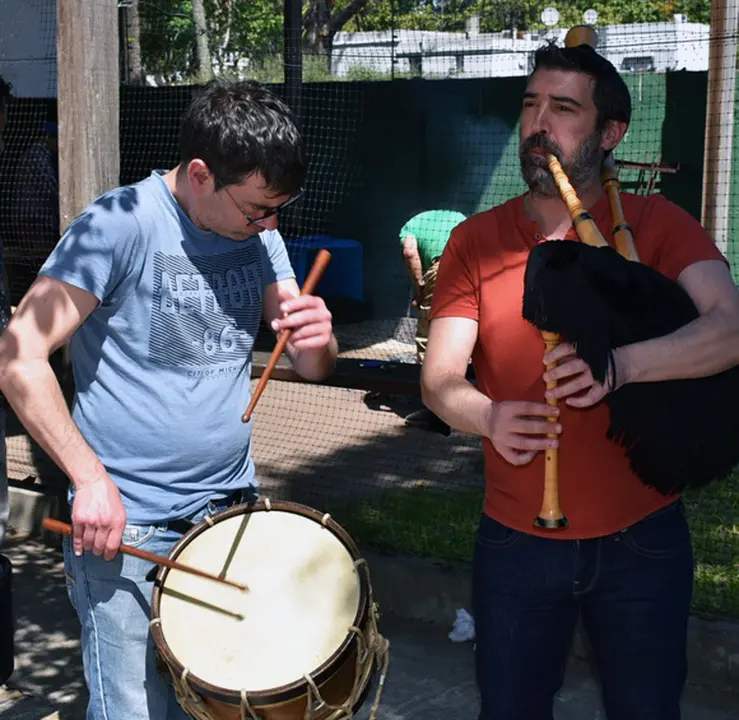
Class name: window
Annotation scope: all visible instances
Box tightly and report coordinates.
[621,56,655,73]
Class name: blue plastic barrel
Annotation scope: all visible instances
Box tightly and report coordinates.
[285,235,364,301]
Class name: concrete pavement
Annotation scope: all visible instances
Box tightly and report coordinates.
[1,537,739,719]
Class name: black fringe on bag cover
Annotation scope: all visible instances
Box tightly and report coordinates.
[522,239,739,495]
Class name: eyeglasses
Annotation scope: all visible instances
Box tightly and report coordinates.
[221,184,305,226]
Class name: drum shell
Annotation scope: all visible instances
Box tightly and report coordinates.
[175,644,371,719]
[150,500,375,719]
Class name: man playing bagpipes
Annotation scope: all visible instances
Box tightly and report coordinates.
[421,30,739,720]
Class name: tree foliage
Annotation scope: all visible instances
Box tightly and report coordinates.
[345,0,711,34]
[136,0,712,81]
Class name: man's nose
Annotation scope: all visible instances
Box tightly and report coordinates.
[529,108,551,136]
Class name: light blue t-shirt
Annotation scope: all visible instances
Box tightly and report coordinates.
[40,171,294,524]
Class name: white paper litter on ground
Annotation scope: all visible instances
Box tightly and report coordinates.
[449,608,476,643]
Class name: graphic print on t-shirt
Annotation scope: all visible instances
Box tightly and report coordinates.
[149,246,264,368]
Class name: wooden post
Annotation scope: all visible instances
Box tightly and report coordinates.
[701,0,739,255]
[284,0,303,116]
[56,0,120,376]
[57,0,120,233]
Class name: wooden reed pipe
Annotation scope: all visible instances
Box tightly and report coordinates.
[242,248,332,423]
[601,155,640,262]
[547,155,609,249]
[533,330,568,530]
[42,518,249,591]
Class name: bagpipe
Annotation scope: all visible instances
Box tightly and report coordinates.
[524,27,739,531]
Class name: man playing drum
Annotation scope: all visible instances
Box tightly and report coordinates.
[0,79,337,719]
[421,41,739,720]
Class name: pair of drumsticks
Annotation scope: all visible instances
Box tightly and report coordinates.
[43,249,333,591]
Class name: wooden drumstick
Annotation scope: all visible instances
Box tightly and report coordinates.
[42,518,249,592]
[533,330,568,530]
[241,248,332,423]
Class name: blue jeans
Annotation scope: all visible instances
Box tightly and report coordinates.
[63,488,257,720]
[473,500,693,720]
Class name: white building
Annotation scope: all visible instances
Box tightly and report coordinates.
[331,14,710,80]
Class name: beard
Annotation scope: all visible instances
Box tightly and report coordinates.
[519,131,603,198]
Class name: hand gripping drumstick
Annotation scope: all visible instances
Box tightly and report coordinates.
[42,518,249,592]
[241,249,332,423]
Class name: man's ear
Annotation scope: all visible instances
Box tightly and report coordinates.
[601,120,628,153]
[187,159,215,198]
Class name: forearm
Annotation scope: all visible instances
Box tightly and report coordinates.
[620,308,739,384]
[421,371,493,437]
[287,333,338,381]
[1,359,107,490]
[404,258,423,289]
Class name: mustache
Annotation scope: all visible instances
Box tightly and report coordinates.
[520,134,563,163]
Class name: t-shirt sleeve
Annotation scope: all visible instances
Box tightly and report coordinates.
[643,195,730,282]
[38,189,140,303]
[261,229,295,285]
[430,225,479,321]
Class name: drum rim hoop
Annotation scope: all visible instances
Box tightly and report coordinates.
[150,498,372,708]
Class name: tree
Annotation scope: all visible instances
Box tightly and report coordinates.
[345,0,712,34]
[303,0,375,57]
[137,0,712,82]
[139,0,283,83]
[121,0,144,85]
[193,0,214,82]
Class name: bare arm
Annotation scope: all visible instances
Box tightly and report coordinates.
[420,316,493,436]
[620,260,739,383]
[401,235,424,301]
[263,278,337,381]
[0,276,125,558]
[0,276,103,483]
[545,260,739,407]
[423,316,561,465]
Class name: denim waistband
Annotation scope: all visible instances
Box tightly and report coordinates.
[167,487,255,536]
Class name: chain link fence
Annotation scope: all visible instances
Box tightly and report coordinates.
[0,0,737,619]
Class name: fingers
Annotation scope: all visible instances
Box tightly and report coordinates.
[270,296,332,340]
[498,448,536,466]
[542,341,576,364]
[565,386,607,409]
[491,400,562,467]
[545,373,594,401]
[543,357,589,383]
[71,478,126,560]
[272,310,330,337]
[73,518,124,560]
[510,419,562,436]
[104,523,124,562]
[92,526,112,558]
[81,522,97,557]
[517,401,560,418]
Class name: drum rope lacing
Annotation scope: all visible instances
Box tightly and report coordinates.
[160,560,390,720]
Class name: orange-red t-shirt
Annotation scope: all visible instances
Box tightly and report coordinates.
[430,191,729,539]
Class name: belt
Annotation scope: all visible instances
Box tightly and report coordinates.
[167,488,248,536]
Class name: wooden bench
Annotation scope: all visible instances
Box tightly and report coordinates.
[251,351,423,396]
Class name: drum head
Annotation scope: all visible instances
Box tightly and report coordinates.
[156,505,363,694]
